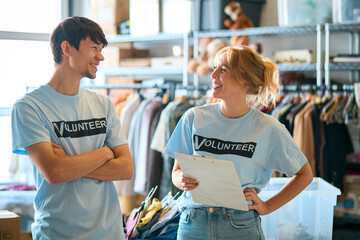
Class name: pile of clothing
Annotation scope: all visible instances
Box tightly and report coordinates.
[124,187,181,240]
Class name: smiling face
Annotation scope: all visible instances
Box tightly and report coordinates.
[211,53,243,101]
[69,37,105,79]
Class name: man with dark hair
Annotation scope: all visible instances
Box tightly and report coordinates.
[11,16,134,239]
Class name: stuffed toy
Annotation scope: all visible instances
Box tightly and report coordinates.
[224,1,254,50]
[230,36,263,55]
[187,37,227,76]
[249,42,263,54]
[187,37,214,74]
[205,39,227,72]
[229,35,250,47]
[197,38,227,76]
[224,1,254,30]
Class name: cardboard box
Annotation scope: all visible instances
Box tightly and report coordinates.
[151,56,184,68]
[0,211,21,240]
[101,43,149,67]
[273,49,316,64]
[342,174,360,214]
[21,232,32,240]
[101,46,133,67]
[90,0,129,35]
[119,58,151,67]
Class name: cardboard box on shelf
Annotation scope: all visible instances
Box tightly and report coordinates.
[0,210,21,240]
[90,0,129,35]
[101,44,149,67]
[119,58,152,67]
[151,56,184,68]
[101,47,133,67]
[342,175,360,214]
[107,77,137,85]
[273,49,316,64]
[132,49,149,58]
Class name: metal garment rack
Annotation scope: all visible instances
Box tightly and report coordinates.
[281,83,323,94]
[281,83,355,96]
[84,82,211,101]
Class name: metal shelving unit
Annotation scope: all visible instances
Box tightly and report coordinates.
[100,67,184,76]
[324,23,360,227]
[324,23,360,88]
[101,32,191,86]
[329,63,360,71]
[106,32,187,43]
[192,25,323,87]
[195,25,319,38]
[277,63,317,72]
[102,23,360,91]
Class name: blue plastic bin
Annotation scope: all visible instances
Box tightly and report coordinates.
[259,177,341,240]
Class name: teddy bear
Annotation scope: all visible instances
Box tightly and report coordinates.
[224,1,254,30]
[187,2,255,76]
[187,37,227,76]
[224,1,254,49]
[204,39,228,74]
[196,38,228,76]
[230,36,263,55]
[187,37,214,75]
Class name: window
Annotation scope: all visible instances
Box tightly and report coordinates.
[0,1,62,33]
[0,0,62,183]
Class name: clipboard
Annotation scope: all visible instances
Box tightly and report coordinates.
[174,152,248,211]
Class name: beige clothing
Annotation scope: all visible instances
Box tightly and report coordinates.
[293,101,316,174]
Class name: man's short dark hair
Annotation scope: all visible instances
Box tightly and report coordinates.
[50,16,108,64]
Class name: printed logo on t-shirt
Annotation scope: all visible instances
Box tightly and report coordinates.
[52,118,107,138]
[193,134,256,158]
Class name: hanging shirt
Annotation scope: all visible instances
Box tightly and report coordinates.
[163,103,308,209]
[134,96,163,194]
[150,101,176,153]
[11,84,127,240]
[115,93,142,196]
[120,93,142,139]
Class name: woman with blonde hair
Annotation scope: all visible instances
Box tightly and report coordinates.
[164,46,313,239]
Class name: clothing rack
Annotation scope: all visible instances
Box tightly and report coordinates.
[83,82,212,101]
[327,83,355,93]
[281,84,321,93]
[281,83,355,95]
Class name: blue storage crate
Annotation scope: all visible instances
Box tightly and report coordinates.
[259,177,341,240]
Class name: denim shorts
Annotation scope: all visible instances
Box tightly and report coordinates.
[177,207,265,240]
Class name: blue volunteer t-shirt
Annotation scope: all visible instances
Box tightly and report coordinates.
[11,84,127,240]
[163,103,307,209]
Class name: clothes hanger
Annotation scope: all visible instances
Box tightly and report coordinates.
[322,95,341,122]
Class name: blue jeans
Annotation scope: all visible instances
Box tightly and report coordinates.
[177,207,265,240]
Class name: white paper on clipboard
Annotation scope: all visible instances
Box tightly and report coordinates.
[174,152,248,211]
